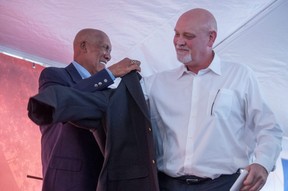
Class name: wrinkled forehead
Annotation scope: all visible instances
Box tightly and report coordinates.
[87,31,112,50]
[174,17,204,34]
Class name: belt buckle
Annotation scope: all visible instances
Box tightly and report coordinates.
[186,178,200,184]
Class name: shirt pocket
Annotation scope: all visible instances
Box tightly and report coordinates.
[211,89,234,119]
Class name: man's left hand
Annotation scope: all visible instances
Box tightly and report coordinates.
[240,163,268,191]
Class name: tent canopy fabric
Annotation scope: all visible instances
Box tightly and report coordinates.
[0,1,284,65]
[0,1,288,191]
[1,0,287,135]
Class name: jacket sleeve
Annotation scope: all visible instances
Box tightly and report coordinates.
[73,69,114,92]
[39,67,114,92]
[28,85,111,125]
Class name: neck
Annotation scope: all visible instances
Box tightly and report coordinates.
[186,51,214,74]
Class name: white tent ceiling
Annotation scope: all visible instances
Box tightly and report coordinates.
[0,0,288,190]
[1,0,287,135]
[0,1,284,65]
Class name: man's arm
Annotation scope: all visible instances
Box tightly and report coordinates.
[28,85,111,125]
[39,58,140,92]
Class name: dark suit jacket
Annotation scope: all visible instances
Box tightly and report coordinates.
[28,71,159,191]
[35,63,114,191]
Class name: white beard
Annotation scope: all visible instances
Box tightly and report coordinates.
[177,54,192,64]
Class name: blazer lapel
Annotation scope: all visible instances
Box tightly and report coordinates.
[65,63,83,83]
[121,71,150,119]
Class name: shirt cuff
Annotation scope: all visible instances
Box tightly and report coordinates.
[105,68,115,81]
[254,156,275,173]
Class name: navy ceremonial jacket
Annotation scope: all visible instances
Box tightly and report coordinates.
[28,71,159,191]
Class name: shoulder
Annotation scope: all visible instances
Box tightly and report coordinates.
[38,65,73,90]
[41,66,67,75]
[221,60,255,76]
[39,64,73,79]
[143,66,181,93]
[144,66,181,81]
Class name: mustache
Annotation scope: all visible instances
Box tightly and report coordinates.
[175,46,189,51]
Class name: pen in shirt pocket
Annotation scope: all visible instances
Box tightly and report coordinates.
[211,89,220,116]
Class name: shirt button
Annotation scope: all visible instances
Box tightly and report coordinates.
[94,84,99,87]
[104,79,108,83]
[152,160,155,164]
[98,82,102,86]
[148,128,152,131]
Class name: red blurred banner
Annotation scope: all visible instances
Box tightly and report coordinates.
[0,53,43,191]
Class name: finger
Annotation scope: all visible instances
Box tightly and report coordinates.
[241,176,265,191]
[130,60,141,66]
[129,63,141,72]
[250,176,266,191]
[242,181,264,191]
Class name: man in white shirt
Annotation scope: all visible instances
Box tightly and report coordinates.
[142,8,282,191]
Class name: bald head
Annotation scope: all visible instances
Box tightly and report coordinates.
[178,8,217,34]
[73,29,109,54]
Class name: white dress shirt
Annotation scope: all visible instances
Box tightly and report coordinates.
[142,53,282,179]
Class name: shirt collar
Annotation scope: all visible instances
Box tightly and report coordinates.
[72,61,91,79]
[176,52,222,78]
[206,53,221,76]
[175,64,190,79]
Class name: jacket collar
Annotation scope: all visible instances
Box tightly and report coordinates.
[121,71,150,119]
[65,63,83,83]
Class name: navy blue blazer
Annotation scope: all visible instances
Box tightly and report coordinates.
[28,71,159,191]
[36,63,114,191]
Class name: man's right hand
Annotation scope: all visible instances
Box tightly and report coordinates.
[108,58,141,77]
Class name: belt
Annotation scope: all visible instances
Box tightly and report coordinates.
[158,172,212,184]
[176,175,212,184]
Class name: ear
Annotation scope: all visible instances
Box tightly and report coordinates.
[80,41,87,52]
[208,31,217,47]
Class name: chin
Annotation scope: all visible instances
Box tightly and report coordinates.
[177,56,192,64]
[97,65,105,71]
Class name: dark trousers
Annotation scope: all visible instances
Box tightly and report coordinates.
[158,171,240,191]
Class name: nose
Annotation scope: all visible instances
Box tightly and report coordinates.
[104,52,111,61]
[175,38,186,47]
[174,36,186,48]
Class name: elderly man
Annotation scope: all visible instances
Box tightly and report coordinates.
[36,28,140,191]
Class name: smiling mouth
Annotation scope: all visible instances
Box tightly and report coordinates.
[100,61,107,65]
[176,49,188,55]
[177,47,189,51]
